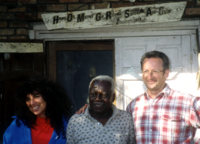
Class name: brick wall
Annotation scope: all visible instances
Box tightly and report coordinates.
[0,0,200,41]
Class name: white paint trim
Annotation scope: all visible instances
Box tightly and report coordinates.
[34,30,196,40]
[30,20,200,41]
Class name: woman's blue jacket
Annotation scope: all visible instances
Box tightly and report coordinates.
[3,116,68,144]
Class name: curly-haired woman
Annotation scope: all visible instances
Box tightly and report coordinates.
[3,76,72,144]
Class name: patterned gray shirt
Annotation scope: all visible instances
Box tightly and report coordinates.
[66,105,135,144]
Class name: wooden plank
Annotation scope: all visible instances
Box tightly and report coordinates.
[0,42,43,53]
[42,1,186,30]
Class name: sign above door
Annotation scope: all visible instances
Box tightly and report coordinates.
[42,1,186,30]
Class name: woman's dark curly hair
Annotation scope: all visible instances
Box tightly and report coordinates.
[15,75,72,136]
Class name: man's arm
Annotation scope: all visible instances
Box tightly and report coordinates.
[128,113,136,144]
[190,97,200,128]
[75,104,88,114]
[66,116,76,144]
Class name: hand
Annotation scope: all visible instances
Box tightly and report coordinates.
[76,104,88,114]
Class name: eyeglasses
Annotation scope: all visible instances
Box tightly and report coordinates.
[142,70,163,75]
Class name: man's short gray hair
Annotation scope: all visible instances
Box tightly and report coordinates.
[89,75,115,93]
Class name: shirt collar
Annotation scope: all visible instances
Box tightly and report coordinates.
[145,83,171,99]
[84,104,119,121]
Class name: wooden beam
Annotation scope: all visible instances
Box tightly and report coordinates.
[0,42,43,53]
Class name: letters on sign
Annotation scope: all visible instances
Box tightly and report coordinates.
[42,1,186,30]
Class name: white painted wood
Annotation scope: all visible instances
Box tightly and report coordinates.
[30,19,200,141]
[31,20,200,40]
[115,35,199,110]
[30,20,200,110]
[32,20,200,31]
[33,30,196,41]
[191,34,199,72]
[30,20,200,109]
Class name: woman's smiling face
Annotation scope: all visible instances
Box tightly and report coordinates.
[25,91,47,118]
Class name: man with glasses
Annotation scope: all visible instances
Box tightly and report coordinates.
[127,50,200,143]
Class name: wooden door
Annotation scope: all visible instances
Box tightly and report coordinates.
[46,40,114,112]
[115,34,198,109]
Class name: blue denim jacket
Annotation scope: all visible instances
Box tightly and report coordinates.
[3,116,68,144]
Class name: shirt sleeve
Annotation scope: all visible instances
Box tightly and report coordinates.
[66,116,76,144]
[3,134,8,144]
[190,96,200,128]
[3,118,31,144]
[127,113,136,144]
[126,100,135,114]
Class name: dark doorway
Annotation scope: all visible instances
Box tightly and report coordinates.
[0,53,45,141]
[46,40,114,112]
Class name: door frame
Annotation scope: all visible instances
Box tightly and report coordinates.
[32,19,200,138]
[46,40,114,81]
[32,20,200,107]
[33,20,200,107]
[31,20,200,41]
